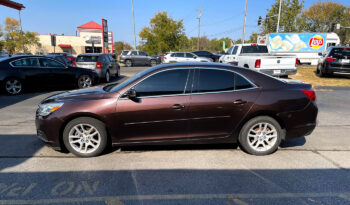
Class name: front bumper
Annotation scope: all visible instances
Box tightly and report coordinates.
[259,68,297,76]
[35,113,64,150]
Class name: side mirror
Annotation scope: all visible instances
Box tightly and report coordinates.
[127,88,137,99]
[193,56,197,59]
[318,52,323,56]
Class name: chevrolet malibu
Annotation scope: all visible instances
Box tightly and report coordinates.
[35,63,318,157]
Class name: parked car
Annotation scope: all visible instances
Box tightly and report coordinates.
[0,53,10,59]
[220,44,297,77]
[75,53,120,83]
[119,50,161,67]
[0,56,98,95]
[35,62,318,157]
[45,54,72,66]
[316,46,350,77]
[12,53,32,57]
[48,52,76,65]
[163,52,213,63]
[192,50,221,62]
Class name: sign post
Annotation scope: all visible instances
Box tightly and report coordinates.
[101,19,108,54]
[51,35,56,53]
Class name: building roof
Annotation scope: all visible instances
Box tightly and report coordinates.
[0,0,25,10]
[77,21,102,30]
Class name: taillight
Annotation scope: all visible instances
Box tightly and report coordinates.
[72,61,76,67]
[96,61,102,69]
[326,57,336,62]
[295,58,299,66]
[255,59,261,68]
[301,90,316,102]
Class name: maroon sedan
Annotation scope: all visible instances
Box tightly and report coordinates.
[35,63,318,157]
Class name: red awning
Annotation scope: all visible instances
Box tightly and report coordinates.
[0,0,25,10]
[58,44,71,48]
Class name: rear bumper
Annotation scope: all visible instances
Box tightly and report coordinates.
[325,66,350,75]
[259,68,297,76]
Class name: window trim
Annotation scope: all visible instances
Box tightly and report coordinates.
[119,67,258,100]
[9,57,41,68]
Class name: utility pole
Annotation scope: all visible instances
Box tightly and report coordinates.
[242,0,248,44]
[276,0,282,32]
[197,6,202,50]
[18,10,24,52]
[131,0,137,49]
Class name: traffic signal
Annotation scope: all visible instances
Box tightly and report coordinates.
[257,16,262,26]
[331,23,335,32]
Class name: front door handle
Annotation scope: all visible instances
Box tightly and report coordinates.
[233,99,247,105]
[172,104,185,109]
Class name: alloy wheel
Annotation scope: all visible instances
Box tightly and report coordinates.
[105,71,110,82]
[68,124,101,154]
[247,122,278,152]
[5,79,22,95]
[79,76,92,88]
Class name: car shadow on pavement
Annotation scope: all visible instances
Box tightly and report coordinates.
[0,169,349,204]
[279,137,306,148]
[0,134,44,171]
[0,92,47,110]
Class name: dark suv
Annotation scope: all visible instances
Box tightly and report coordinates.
[317,46,350,77]
[119,50,161,67]
[192,50,220,62]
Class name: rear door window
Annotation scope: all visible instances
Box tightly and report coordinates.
[11,58,40,67]
[186,53,195,58]
[39,58,65,68]
[130,51,138,56]
[194,69,234,93]
[174,53,185,57]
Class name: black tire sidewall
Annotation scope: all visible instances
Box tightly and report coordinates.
[150,60,156,67]
[238,116,282,156]
[63,117,108,157]
[126,60,132,67]
[105,71,110,83]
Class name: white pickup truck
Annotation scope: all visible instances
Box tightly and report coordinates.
[219,44,298,77]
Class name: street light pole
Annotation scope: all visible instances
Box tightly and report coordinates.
[18,10,24,52]
[276,0,282,32]
[131,0,137,49]
[242,0,248,44]
[197,7,202,50]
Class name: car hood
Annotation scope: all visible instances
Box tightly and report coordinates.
[41,86,107,104]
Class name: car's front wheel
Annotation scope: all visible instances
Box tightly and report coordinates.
[77,75,92,89]
[150,60,157,67]
[125,60,132,67]
[238,116,282,156]
[63,117,108,157]
[3,78,23,95]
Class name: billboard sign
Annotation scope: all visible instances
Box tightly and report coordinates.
[257,34,267,44]
[268,33,327,53]
[102,19,108,49]
[84,36,101,44]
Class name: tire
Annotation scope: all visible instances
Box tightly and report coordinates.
[116,67,120,77]
[238,116,282,156]
[150,60,157,67]
[316,64,325,77]
[77,75,92,89]
[125,60,132,67]
[63,117,108,157]
[3,78,23,95]
[105,71,110,83]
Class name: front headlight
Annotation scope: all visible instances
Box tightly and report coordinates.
[38,102,64,116]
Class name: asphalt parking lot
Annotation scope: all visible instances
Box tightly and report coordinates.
[0,66,350,205]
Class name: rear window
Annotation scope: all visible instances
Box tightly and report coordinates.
[241,45,268,54]
[330,48,350,58]
[76,55,99,62]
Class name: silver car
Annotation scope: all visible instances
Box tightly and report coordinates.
[75,53,120,83]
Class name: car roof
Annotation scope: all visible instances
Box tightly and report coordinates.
[77,53,105,56]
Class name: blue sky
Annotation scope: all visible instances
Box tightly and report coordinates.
[0,0,349,46]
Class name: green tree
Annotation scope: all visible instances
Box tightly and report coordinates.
[263,0,304,33]
[301,1,350,44]
[114,41,132,55]
[138,11,187,54]
[247,32,258,43]
[0,24,4,51]
[3,17,40,54]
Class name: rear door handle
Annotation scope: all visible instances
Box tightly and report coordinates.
[172,104,185,109]
[233,99,247,105]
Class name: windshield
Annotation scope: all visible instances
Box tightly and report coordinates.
[76,55,99,62]
[241,45,268,53]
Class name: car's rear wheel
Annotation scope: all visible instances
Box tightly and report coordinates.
[105,71,110,83]
[63,117,108,157]
[238,116,282,156]
[150,60,157,67]
[4,78,23,95]
[316,64,326,77]
[78,75,92,89]
[125,60,132,67]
